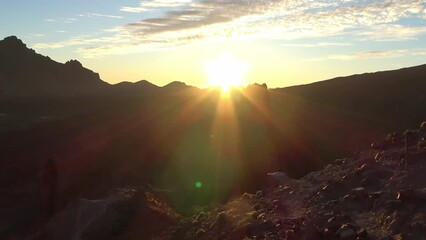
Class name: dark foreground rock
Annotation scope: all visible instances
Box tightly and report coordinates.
[26,187,179,240]
[155,123,426,239]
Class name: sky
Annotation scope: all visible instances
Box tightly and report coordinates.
[1,0,426,88]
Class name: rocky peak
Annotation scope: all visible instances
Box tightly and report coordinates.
[2,36,26,47]
[65,59,83,68]
[0,36,29,53]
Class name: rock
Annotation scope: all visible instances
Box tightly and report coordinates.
[335,158,347,165]
[196,211,206,221]
[385,200,402,210]
[357,228,367,237]
[252,203,262,211]
[355,164,367,175]
[338,227,357,240]
[351,187,367,198]
[285,229,295,239]
[247,211,259,219]
[196,228,205,236]
[267,172,291,185]
[321,227,333,237]
[410,213,426,230]
[257,213,266,220]
[375,152,383,161]
[392,233,408,240]
[241,193,253,200]
[413,188,426,200]
[238,217,253,227]
[213,211,228,226]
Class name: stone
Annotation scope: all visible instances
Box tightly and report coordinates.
[196,229,205,236]
[357,228,367,237]
[413,188,426,200]
[351,187,367,198]
[338,228,357,240]
[285,229,295,239]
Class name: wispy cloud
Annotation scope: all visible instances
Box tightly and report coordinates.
[357,24,426,41]
[36,0,426,57]
[282,42,353,48]
[121,0,193,13]
[80,13,123,19]
[120,7,150,13]
[27,33,45,38]
[306,48,426,61]
[330,49,408,60]
[44,17,78,23]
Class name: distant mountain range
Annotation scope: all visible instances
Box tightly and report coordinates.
[0,36,197,97]
[1,35,425,102]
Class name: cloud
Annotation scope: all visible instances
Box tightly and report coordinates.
[357,24,426,41]
[82,13,123,19]
[330,50,408,60]
[306,48,426,61]
[32,34,129,50]
[282,42,353,48]
[44,17,78,23]
[27,34,45,38]
[120,0,193,13]
[120,7,150,13]
[37,0,426,57]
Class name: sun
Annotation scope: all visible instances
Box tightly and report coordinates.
[205,53,248,92]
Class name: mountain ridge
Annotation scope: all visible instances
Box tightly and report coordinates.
[1,36,426,98]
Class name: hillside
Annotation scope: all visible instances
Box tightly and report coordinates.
[155,122,426,240]
[277,65,426,130]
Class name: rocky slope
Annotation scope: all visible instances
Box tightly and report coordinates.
[156,122,426,240]
[6,123,426,240]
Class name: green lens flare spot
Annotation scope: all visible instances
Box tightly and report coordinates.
[195,181,203,188]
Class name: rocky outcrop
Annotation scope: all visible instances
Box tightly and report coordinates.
[159,122,426,239]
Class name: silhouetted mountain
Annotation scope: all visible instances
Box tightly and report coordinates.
[163,81,188,89]
[277,64,426,129]
[111,80,160,97]
[0,36,110,97]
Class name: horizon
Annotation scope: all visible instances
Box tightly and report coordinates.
[1,0,426,88]
[2,34,426,90]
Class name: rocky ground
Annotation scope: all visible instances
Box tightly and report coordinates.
[6,123,426,240]
[156,123,426,240]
